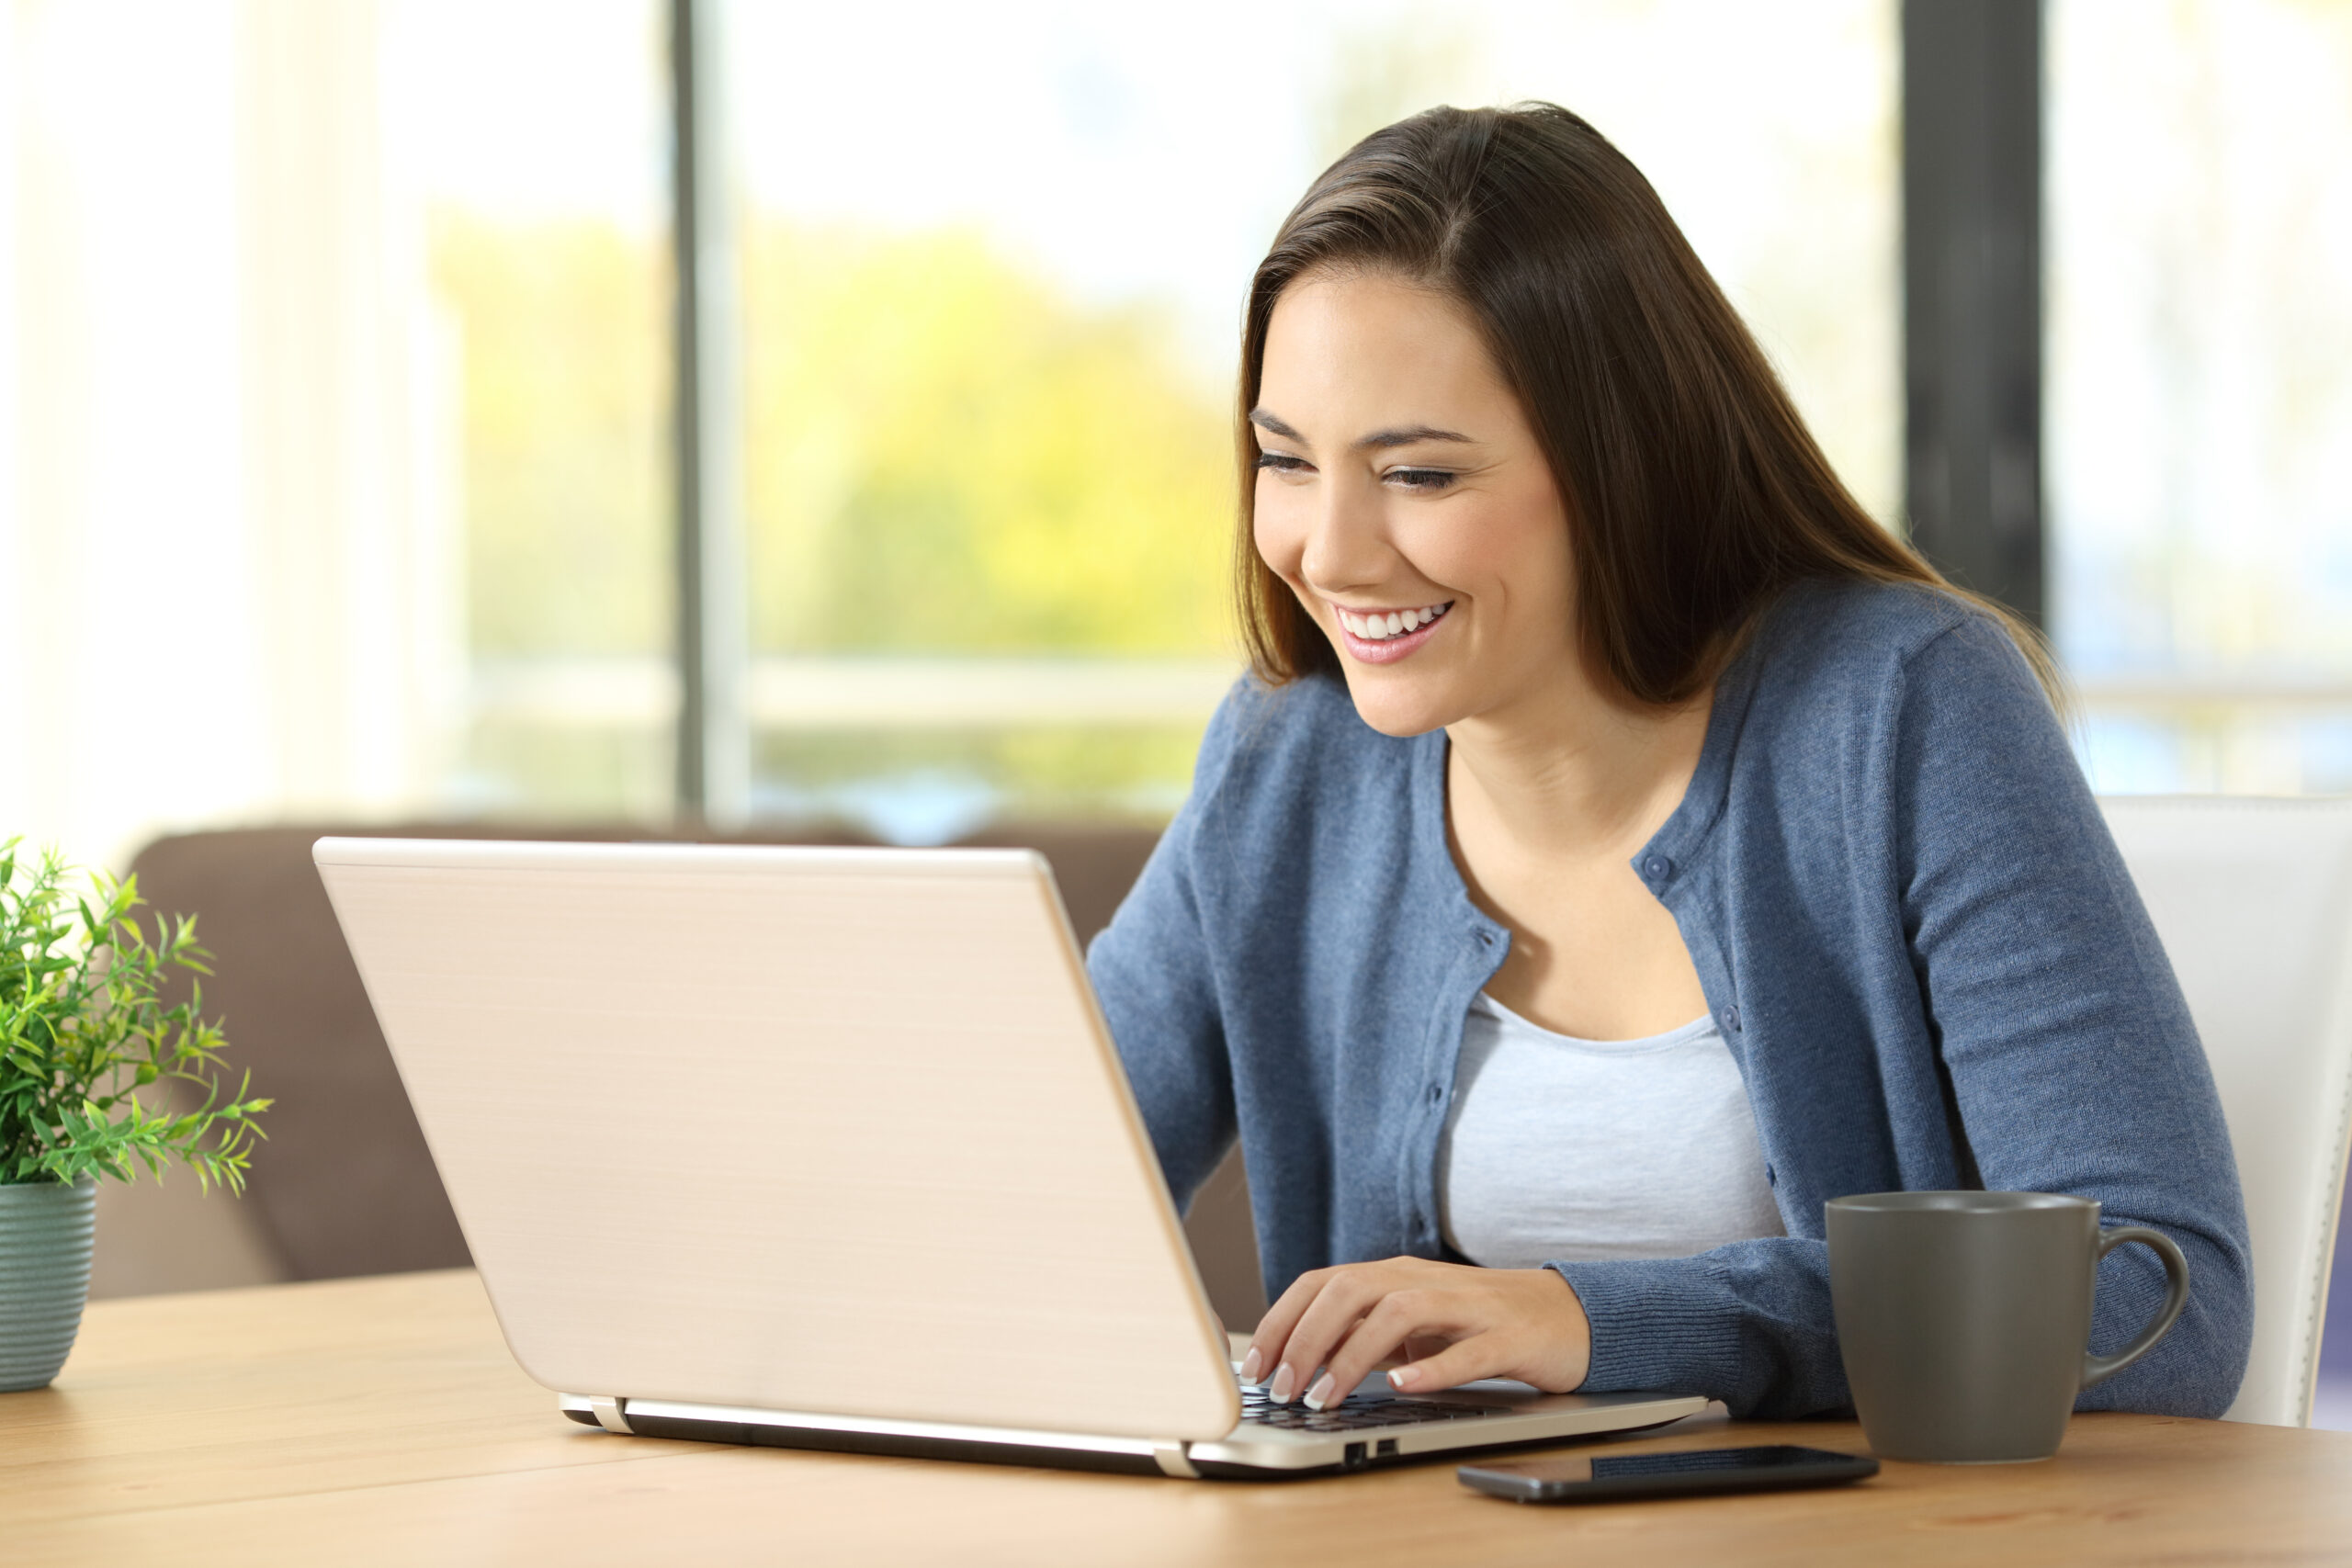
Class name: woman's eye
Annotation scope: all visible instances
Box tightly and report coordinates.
[1255,452,1310,475]
[1388,468,1455,491]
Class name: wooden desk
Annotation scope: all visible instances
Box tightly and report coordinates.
[5,1270,2347,1566]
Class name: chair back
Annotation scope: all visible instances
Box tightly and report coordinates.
[2101,795,2352,1426]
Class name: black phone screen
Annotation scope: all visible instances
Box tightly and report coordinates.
[1459,1445,1879,1504]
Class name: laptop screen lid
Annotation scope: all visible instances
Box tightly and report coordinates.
[314,837,1239,1442]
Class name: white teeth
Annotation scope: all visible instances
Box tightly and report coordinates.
[1340,603,1450,639]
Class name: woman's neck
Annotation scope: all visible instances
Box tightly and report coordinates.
[1444,662,1713,863]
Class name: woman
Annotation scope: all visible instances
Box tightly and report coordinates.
[1086,103,2250,1420]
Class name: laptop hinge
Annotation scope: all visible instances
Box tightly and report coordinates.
[1150,1439,1198,1479]
[588,1395,635,1436]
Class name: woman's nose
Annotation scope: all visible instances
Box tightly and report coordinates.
[1298,478,1390,596]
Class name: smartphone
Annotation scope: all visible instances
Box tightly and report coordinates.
[1459,1445,1878,1504]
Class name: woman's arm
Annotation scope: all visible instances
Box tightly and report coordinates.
[1554,614,2253,1418]
[1883,614,2253,1415]
[1085,685,1253,1213]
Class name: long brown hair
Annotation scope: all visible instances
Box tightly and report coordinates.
[1235,102,2053,705]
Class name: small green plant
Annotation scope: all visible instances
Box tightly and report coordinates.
[0,840,270,1190]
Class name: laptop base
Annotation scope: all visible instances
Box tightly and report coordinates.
[559,1391,1709,1481]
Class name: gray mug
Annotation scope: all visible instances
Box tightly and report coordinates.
[1826,1191,2190,1463]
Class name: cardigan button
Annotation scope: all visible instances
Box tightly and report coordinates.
[1720,1005,1742,1033]
[1427,1083,1444,1105]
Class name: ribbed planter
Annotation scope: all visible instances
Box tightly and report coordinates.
[0,1178,96,1392]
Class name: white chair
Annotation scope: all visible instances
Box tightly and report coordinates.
[2102,795,2352,1426]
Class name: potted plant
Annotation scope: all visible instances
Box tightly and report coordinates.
[0,840,270,1391]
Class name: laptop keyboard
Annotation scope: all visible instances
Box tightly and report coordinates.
[1238,1381,1510,1432]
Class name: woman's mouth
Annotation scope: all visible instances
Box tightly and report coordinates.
[1334,600,1453,665]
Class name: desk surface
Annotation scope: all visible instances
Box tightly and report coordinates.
[5,1269,2348,1567]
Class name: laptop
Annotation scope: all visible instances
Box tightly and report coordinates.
[314,837,1705,1478]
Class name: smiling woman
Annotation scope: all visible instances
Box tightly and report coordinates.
[1233,107,2046,711]
[1085,103,2252,1425]
[1247,273,1580,734]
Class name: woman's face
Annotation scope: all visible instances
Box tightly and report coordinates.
[1251,269,1579,739]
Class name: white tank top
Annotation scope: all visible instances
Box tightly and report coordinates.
[1436,991,1786,1268]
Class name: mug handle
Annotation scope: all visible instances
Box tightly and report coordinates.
[2081,1225,2192,1388]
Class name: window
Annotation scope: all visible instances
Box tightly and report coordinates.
[2051,0,2352,792]
[0,1,1902,859]
[724,0,1898,839]
[396,0,675,819]
[5,2,469,863]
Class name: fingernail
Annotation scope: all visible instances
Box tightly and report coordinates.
[1238,1347,1263,1385]
[1269,1363,1296,1404]
[1387,1365,1419,1392]
[1304,1373,1337,1411]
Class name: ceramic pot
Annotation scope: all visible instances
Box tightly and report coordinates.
[0,1177,96,1392]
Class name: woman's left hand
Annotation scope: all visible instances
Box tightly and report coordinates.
[1238,1256,1592,1408]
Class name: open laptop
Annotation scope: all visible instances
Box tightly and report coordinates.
[314,837,1705,1478]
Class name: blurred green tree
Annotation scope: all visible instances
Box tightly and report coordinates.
[435,217,1233,661]
[741,223,1234,656]
[431,215,671,660]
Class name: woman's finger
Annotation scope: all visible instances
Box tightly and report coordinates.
[1269,1266,1393,1403]
[1306,1288,1467,1409]
[1240,1267,1335,1390]
[1383,1327,1518,1395]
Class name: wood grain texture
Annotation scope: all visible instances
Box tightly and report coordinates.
[6,1270,2350,1567]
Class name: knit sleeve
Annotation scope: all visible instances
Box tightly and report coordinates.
[1555,611,2251,1419]
[1883,614,2251,1416]
[1083,681,1254,1213]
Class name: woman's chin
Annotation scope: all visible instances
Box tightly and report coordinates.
[1338,670,1463,739]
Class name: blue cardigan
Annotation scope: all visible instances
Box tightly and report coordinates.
[1087,581,2252,1419]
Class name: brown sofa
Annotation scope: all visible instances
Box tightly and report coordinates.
[98,821,1267,1329]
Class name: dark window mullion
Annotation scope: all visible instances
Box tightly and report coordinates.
[670,0,748,826]
[1903,0,2045,628]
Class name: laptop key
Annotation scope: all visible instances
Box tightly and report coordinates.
[1238,1393,1511,1430]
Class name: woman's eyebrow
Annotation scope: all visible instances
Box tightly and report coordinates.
[1248,409,1476,450]
[1357,423,1475,449]
[1248,408,1307,443]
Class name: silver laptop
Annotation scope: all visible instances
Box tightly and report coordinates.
[314,837,1704,1478]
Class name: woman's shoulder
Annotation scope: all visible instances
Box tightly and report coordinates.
[1185,668,1423,834]
[1755,577,1991,671]
[1194,664,1411,773]
[1742,578,2042,725]
[1721,580,2073,847]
